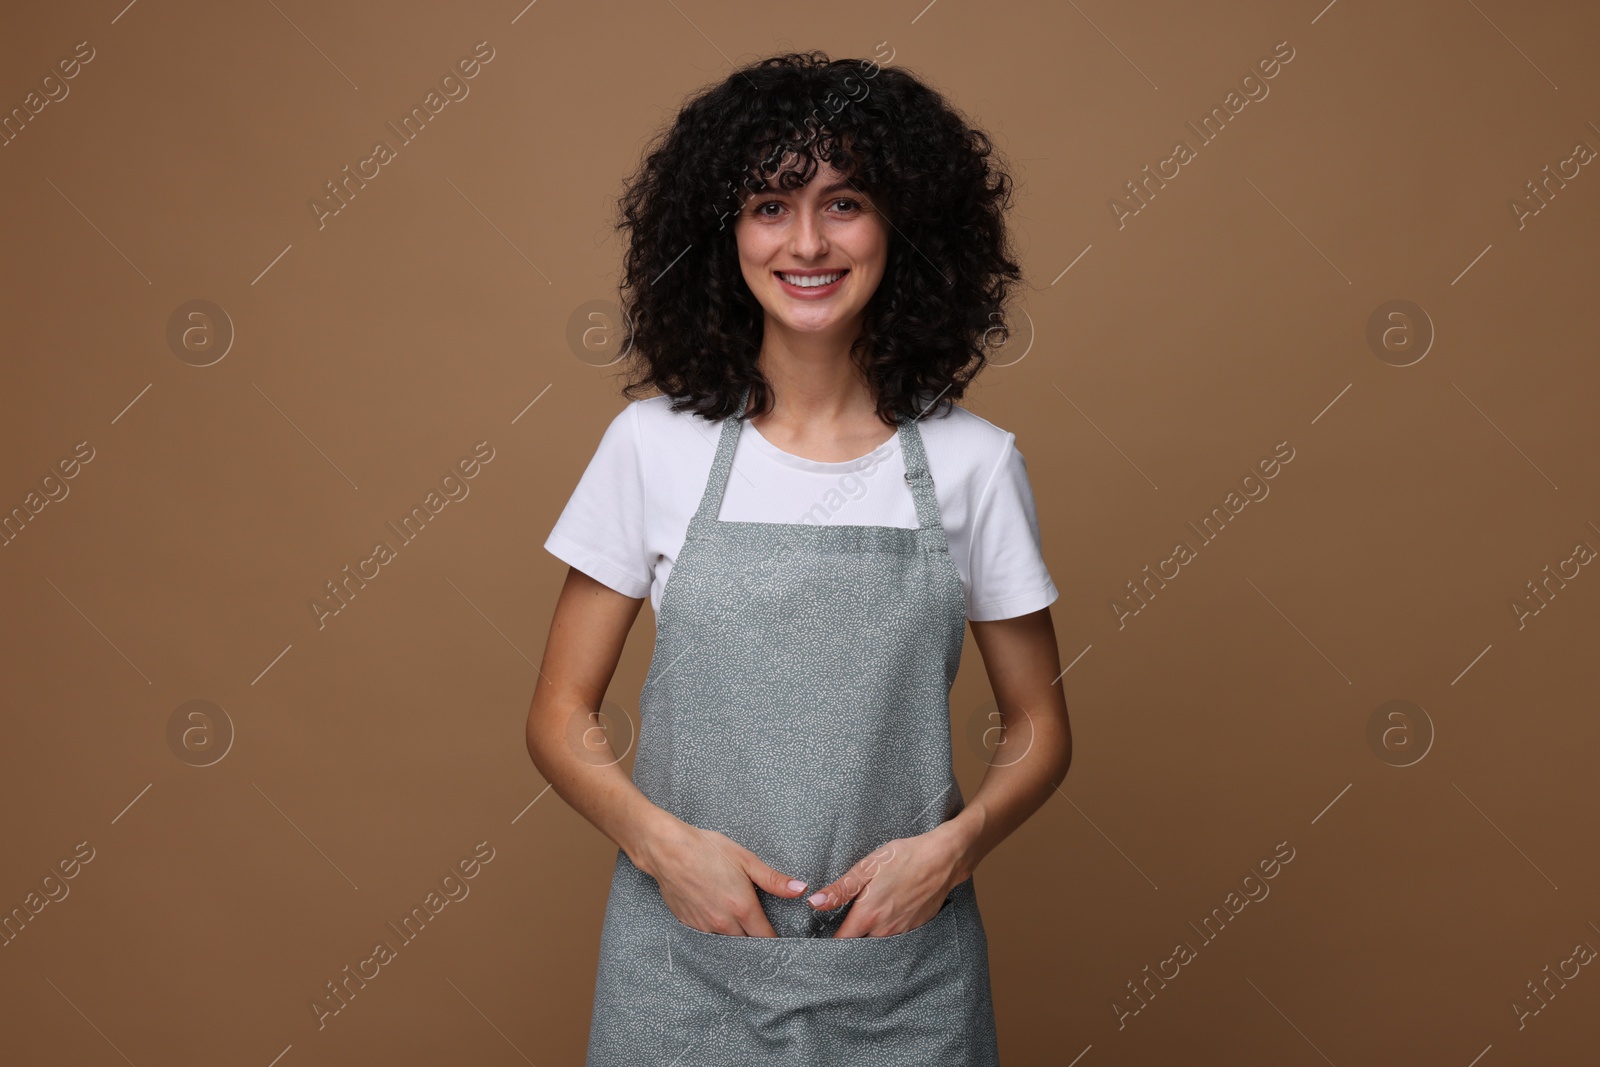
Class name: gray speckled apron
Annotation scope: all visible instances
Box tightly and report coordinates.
[585,387,1001,1066]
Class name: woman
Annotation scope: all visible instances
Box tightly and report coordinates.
[527,51,1072,1065]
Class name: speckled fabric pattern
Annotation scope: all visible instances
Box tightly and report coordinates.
[585,387,1001,1066]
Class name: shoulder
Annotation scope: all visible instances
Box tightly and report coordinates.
[917,401,1015,446]
[915,401,1020,490]
[627,393,722,443]
[609,396,724,493]
[585,394,719,453]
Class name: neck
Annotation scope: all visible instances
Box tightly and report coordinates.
[754,319,876,424]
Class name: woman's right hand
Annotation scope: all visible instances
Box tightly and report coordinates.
[638,817,809,937]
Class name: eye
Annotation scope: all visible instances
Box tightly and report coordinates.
[830,197,863,213]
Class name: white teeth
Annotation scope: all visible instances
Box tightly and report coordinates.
[778,271,844,288]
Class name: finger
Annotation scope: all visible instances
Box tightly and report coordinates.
[693,827,808,900]
[716,879,788,935]
[688,894,763,937]
[834,877,950,939]
[808,841,898,910]
[807,863,869,911]
[830,881,895,938]
[683,831,791,935]
[743,856,809,899]
[737,904,779,938]
[834,896,933,939]
[831,911,872,938]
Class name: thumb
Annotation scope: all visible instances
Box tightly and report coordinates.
[741,853,809,899]
[807,843,896,911]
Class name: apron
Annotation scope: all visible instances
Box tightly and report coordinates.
[585,386,1001,1066]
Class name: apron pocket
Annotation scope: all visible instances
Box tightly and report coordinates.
[661,895,969,1064]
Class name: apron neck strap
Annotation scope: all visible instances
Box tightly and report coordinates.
[688,384,948,543]
[896,410,944,539]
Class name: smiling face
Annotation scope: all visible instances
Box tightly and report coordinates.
[732,153,890,346]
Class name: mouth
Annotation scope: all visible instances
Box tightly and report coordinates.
[774,269,849,297]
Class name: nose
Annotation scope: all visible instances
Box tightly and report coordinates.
[789,204,828,260]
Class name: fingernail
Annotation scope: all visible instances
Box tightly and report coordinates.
[808,892,828,907]
[787,879,807,892]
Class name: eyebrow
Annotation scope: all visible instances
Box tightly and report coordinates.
[760,179,860,197]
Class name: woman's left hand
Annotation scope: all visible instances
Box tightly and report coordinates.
[808,821,972,938]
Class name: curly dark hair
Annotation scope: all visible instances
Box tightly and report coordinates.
[611,50,1024,425]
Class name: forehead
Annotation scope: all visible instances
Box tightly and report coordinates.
[755,157,860,195]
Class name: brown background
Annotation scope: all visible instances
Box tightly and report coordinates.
[3,1,1598,1064]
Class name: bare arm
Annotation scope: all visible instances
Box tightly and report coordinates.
[524,566,810,935]
[523,565,660,866]
[946,605,1074,881]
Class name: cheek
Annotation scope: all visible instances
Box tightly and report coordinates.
[851,232,889,277]
[852,220,890,265]
[735,225,777,267]
[732,242,760,286]
[734,239,774,292]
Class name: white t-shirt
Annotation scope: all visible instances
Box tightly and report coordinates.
[544,394,1059,622]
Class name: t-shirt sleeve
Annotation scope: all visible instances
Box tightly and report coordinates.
[543,403,651,599]
[965,434,1060,621]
